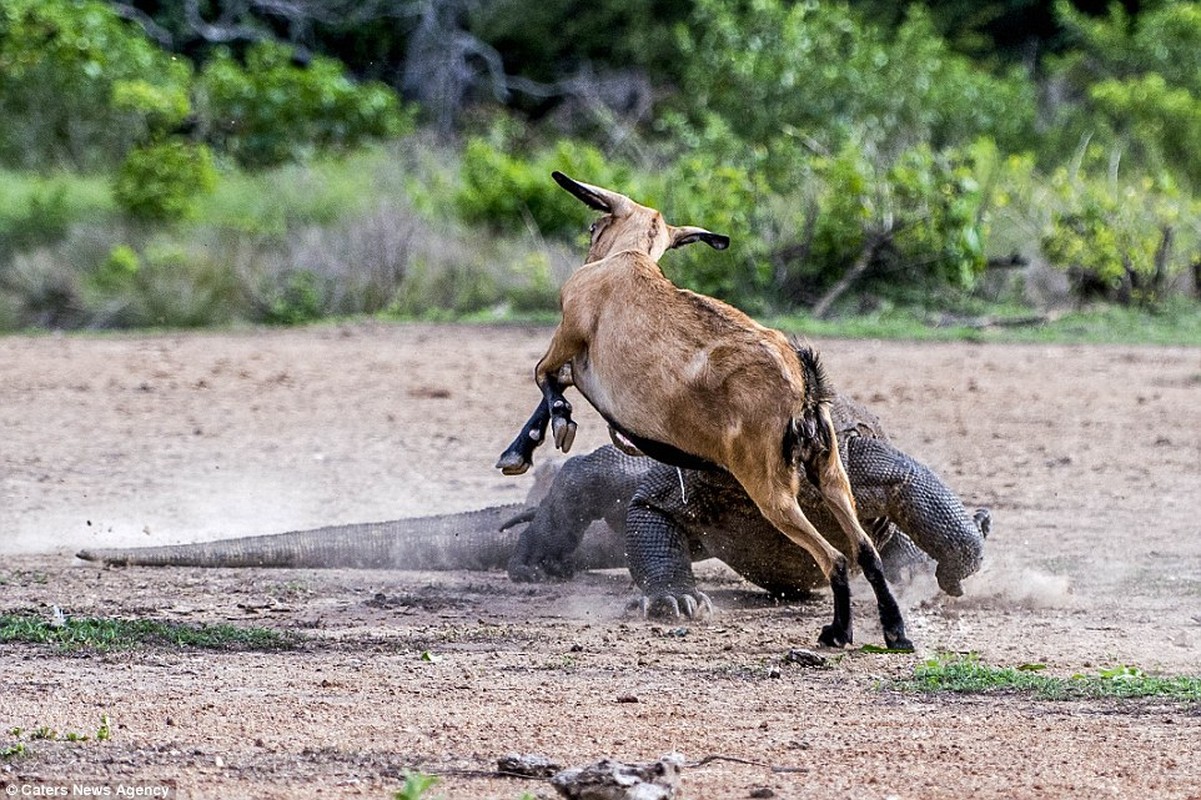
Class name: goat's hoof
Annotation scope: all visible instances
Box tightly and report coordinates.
[495,451,531,476]
[552,417,577,452]
[818,623,851,648]
[884,633,914,652]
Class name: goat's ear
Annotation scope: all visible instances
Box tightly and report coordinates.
[552,171,632,215]
[669,226,731,251]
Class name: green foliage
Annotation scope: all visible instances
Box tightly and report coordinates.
[200,147,398,235]
[507,252,559,313]
[0,612,298,652]
[0,0,192,169]
[456,134,623,238]
[391,259,503,319]
[886,140,993,289]
[648,151,770,307]
[113,141,217,221]
[117,243,244,328]
[395,770,440,800]
[1088,74,1201,185]
[261,270,327,326]
[899,652,1201,702]
[671,0,1035,161]
[0,183,70,259]
[91,244,140,293]
[1040,151,1200,305]
[197,42,412,170]
[1053,2,1201,186]
[766,136,996,309]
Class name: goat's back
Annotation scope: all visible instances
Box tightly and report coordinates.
[559,253,810,460]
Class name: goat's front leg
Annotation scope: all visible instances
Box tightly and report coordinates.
[533,328,584,453]
[495,378,573,475]
[497,329,581,475]
[496,399,552,475]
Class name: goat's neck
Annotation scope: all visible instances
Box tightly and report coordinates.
[588,214,671,262]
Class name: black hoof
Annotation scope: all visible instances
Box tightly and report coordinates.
[884,633,915,652]
[496,451,531,475]
[552,416,577,451]
[818,623,852,648]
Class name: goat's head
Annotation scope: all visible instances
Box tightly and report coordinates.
[552,171,730,262]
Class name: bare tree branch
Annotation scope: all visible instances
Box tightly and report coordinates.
[110,3,175,48]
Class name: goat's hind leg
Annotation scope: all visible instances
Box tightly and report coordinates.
[743,481,857,647]
[814,435,912,650]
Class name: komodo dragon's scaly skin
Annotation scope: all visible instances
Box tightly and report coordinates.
[507,395,990,616]
[78,396,988,618]
[75,504,628,572]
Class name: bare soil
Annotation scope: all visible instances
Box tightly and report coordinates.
[1,323,1200,799]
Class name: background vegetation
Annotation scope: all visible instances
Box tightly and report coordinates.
[1,0,1199,336]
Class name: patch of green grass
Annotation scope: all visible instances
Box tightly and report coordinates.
[0,170,114,224]
[0,613,299,652]
[3,717,111,759]
[772,298,1201,346]
[199,146,405,234]
[896,653,1201,702]
[394,770,441,800]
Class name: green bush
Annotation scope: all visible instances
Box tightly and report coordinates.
[0,183,70,258]
[455,134,625,238]
[671,0,1036,164]
[90,244,140,293]
[1051,2,1201,187]
[120,244,243,328]
[0,0,192,169]
[761,135,995,311]
[1041,155,1200,306]
[113,140,217,221]
[260,270,327,326]
[197,42,412,170]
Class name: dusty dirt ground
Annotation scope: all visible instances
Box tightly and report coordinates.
[1,322,1200,799]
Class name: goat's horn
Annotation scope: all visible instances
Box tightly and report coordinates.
[552,171,633,216]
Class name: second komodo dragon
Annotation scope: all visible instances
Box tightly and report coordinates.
[79,396,989,616]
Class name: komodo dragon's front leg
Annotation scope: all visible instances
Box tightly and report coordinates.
[506,446,652,582]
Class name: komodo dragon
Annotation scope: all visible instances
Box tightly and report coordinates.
[77,396,989,615]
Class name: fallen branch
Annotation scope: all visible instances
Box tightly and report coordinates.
[811,230,892,320]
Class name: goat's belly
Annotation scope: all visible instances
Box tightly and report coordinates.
[573,361,708,454]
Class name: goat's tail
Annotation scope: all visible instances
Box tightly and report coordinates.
[783,343,836,486]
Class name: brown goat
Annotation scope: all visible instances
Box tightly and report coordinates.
[497,172,910,649]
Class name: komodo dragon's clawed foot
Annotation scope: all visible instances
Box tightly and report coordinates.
[635,590,713,620]
[974,508,992,538]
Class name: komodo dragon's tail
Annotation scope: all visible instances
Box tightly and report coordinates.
[76,505,526,570]
[76,503,630,572]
